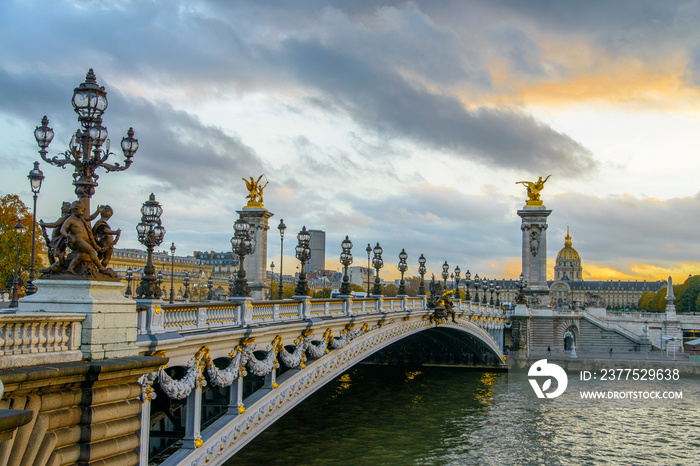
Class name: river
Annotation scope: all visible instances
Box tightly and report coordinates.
[227,364,700,465]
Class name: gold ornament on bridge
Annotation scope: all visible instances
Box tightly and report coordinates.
[242,175,269,208]
[516,175,551,206]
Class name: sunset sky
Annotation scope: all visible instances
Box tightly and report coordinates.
[2,0,700,282]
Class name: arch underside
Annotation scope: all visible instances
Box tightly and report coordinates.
[163,317,504,466]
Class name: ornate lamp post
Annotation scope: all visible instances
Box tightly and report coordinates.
[206,276,214,301]
[183,271,190,301]
[124,267,133,297]
[294,226,311,296]
[464,270,471,301]
[169,243,176,304]
[489,279,495,305]
[277,219,286,300]
[473,273,480,303]
[441,261,449,289]
[269,261,275,300]
[25,162,44,295]
[157,270,163,297]
[231,218,253,298]
[481,277,488,304]
[371,243,384,296]
[418,254,427,295]
[35,70,138,211]
[366,243,372,295]
[454,266,461,294]
[339,236,353,295]
[135,194,165,299]
[495,283,501,307]
[397,249,408,296]
[9,220,23,308]
[228,274,235,298]
[516,273,527,304]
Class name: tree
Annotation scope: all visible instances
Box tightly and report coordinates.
[282,284,295,299]
[314,288,332,298]
[675,275,700,313]
[0,194,44,294]
[350,284,364,293]
[638,291,654,310]
[384,284,398,297]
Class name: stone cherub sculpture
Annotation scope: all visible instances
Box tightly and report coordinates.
[516,175,551,206]
[242,175,269,206]
[39,201,118,278]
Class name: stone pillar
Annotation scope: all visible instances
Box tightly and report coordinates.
[18,279,138,359]
[517,205,552,304]
[238,207,274,301]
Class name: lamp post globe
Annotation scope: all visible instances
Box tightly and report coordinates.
[25,161,44,295]
[365,243,372,295]
[9,220,24,308]
[441,261,449,289]
[397,249,408,296]
[371,242,384,296]
[135,194,165,300]
[169,242,176,304]
[464,270,471,302]
[418,253,427,295]
[277,219,286,300]
[294,226,311,296]
[339,235,353,296]
[231,217,253,298]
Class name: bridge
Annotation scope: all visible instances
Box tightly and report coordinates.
[1,292,508,465]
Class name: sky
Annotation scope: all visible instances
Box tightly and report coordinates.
[2,0,700,283]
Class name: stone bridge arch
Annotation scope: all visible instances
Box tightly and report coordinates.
[158,316,505,465]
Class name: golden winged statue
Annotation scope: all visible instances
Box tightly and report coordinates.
[242,175,269,207]
[516,175,551,206]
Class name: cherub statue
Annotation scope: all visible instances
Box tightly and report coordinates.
[516,175,551,205]
[40,201,102,274]
[60,202,115,277]
[92,205,121,267]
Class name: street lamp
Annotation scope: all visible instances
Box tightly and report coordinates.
[125,267,133,297]
[495,283,501,306]
[231,217,254,298]
[34,71,138,276]
[183,271,190,301]
[465,270,471,301]
[157,270,163,295]
[516,273,527,304]
[269,261,275,300]
[418,254,427,296]
[454,266,461,294]
[228,274,235,298]
[489,279,495,305]
[366,243,372,295]
[473,273,480,303]
[135,194,165,299]
[441,261,449,289]
[371,243,384,296]
[169,243,176,304]
[398,249,408,296]
[294,226,311,296]
[9,220,23,308]
[277,219,286,300]
[25,161,44,295]
[482,277,488,304]
[339,236,353,295]
[206,275,214,301]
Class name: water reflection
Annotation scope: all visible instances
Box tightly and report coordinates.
[228,366,700,465]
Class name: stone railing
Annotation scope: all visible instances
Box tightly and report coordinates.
[137,296,507,335]
[0,313,85,369]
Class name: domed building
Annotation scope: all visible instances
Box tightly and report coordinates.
[554,227,582,281]
[547,228,663,309]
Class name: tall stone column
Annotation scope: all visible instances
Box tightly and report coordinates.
[517,204,552,305]
[237,207,273,300]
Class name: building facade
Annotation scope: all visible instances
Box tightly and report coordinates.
[307,229,326,273]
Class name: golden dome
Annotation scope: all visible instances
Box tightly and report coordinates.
[557,227,580,261]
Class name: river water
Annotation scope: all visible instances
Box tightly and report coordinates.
[227,365,700,465]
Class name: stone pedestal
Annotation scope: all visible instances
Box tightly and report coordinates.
[238,207,274,301]
[517,205,552,303]
[18,279,138,359]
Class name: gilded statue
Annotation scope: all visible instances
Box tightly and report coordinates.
[516,175,551,206]
[242,175,269,207]
[92,205,121,267]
